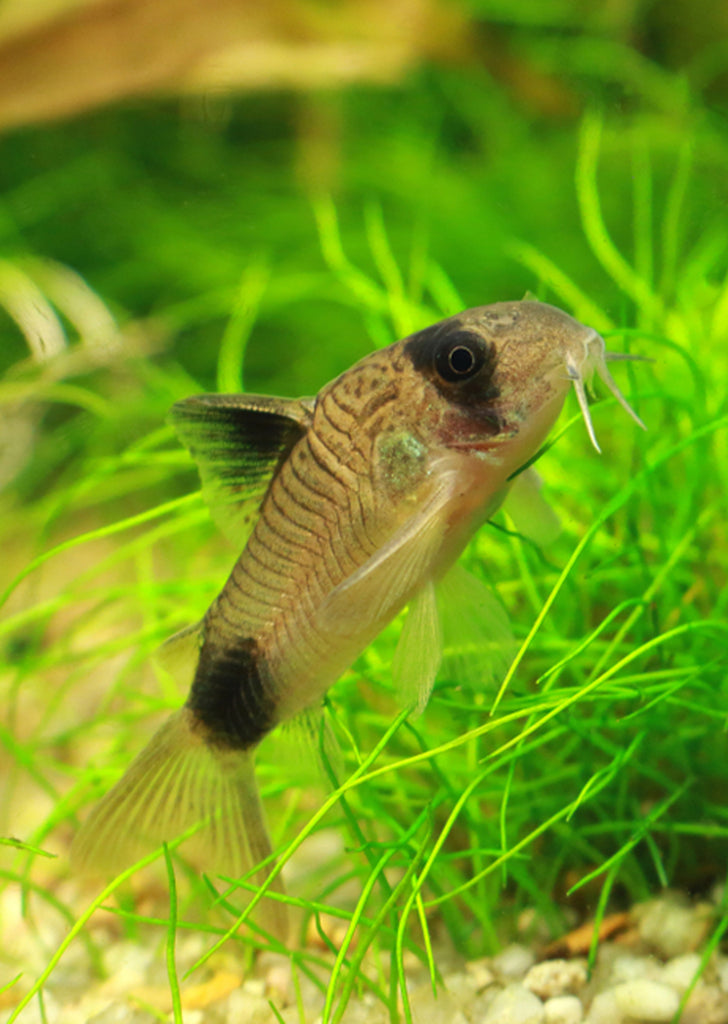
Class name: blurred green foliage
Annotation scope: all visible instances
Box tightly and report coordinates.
[0,0,726,401]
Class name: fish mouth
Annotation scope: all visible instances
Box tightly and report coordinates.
[564,328,647,453]
[450,438,503,456]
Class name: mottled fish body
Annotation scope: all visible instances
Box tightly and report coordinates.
[73,300,645,932]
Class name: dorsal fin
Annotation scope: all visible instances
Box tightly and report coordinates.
[170,393,313,547]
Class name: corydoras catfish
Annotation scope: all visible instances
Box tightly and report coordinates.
[73,300,645,921]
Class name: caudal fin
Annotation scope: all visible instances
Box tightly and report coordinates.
[72,709,287,937]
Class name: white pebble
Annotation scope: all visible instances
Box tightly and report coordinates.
[408,985,466,1024]
[470,986,502,1021]
[608,953,658,984]
[18,991,60,1024]
[244,978,267,998]
[493,945,537,981]
[225,987,277,1023]
[444,969,479,1004]
[636,896,711,959]
[333,999,389,1024]
[524,960,587,999]
[613,979,679,1020]
[543,995,584,1024]
[584,990,622,1024]
[467,959,497,991]
[659,952,702,991]
[481,983,545,1023]
[81,1005,137,1024]
[102,940,154,986]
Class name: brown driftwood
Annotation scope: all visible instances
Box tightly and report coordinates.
[0,0,465,131]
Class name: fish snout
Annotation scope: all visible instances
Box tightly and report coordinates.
[561,325,647,453]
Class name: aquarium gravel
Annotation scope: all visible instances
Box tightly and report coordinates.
[7,889,728,1022]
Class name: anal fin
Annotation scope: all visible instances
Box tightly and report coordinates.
[153,622,202,691]
[502,467,561,547]
[280,705,346,786]
[436,564,514,691]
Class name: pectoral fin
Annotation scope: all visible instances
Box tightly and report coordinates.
[171,393,313,547]
[392,580,443,716]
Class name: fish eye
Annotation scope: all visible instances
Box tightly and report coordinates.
[435,332,485,383]
[449,346,476,374]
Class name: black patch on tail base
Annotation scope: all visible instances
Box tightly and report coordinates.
[186,637,276,751]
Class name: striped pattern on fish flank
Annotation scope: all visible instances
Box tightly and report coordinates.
[333,351,411,436]
[195,363,404,734]
[202,352,426,727]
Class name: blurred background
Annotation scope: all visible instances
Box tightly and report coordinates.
[2,0,728,995]
[1,0,727,408]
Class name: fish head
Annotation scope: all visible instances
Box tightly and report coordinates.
[402,299,645,463]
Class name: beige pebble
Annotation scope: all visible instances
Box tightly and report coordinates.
[481,983,545,1023]
[466,958,497,991]
[659,952,702,992]
[608,953,660,985]
[262,953,294,1006]
[493,945,536,980]
[716,956,728,993]
[543,995,584,1024]
[524,960,587,999]
[244,978,267,999]
[330,995,389,1024]
[613,979,679,1020]
[680,984,728,1024]
[584,990,621,1024]
[444,971,479,1008]
[408,985,467,1024]
[635,896,711,959]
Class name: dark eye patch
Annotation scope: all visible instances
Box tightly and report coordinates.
[403,320,499,406]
